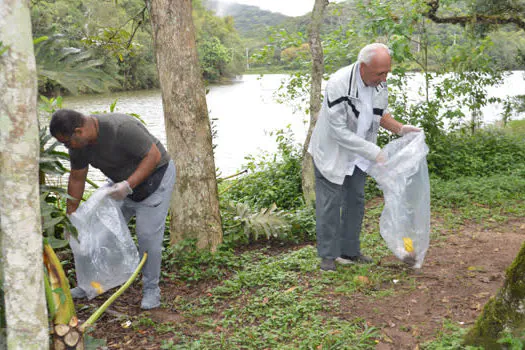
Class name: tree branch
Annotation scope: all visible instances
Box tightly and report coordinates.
[424,0,525,31]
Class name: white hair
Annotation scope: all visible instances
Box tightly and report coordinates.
[357,43,391,64]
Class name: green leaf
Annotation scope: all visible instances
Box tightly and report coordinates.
[47,236,70,250]
[43,216,64,230]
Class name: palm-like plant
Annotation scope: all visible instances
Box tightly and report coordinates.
[228,201,289,242]
[34,35,119,95]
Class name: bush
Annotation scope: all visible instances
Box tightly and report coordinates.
[221,128,303,211]
[430,174,525,208]
[218,128,314,245]
[427,129,525,180]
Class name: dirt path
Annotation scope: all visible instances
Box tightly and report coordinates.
[78,218,525,349]
[345,218,525,349]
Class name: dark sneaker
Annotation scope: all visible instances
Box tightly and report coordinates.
[320,258,336,272]
[70,287,87,299]
[402,254,416,267]
[141,287,161,310]
[336,254,373,264]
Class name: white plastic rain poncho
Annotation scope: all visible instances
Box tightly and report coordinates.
[69,187,140,299]
[367,132,431,268]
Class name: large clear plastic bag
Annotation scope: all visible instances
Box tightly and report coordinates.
[69,187,140,299]
[367,132,430,268]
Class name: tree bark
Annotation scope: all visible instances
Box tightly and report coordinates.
[149,0,223,251]
[302,0,329,207]
[463,241,525,348]
[0,1,49,349]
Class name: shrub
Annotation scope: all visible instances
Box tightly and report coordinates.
[427,129,525,180]
[221,127,303,210]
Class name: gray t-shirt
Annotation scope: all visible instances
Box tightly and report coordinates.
[69,113,170,182]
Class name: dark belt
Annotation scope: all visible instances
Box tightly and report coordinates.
[127,162,169,202]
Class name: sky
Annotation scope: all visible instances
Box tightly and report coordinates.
[217,0,329,17]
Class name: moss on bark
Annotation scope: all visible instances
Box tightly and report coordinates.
[464,242,525,348]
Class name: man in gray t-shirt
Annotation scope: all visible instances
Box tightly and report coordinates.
[69,113,170,183]
[50,109,176,310]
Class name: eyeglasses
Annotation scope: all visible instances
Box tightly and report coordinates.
[59,135,73,149]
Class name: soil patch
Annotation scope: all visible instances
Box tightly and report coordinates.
[346,218,525,349]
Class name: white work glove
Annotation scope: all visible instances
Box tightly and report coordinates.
[109,180,133,200]
[64,228,71,241]
[375,150,387,165]
[398,125,421,136]
[65,213,78,241]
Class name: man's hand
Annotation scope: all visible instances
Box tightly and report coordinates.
[109,180,133,200]
[399,125,421,136]
[375,150,387,164]
[65,212,78,241]
[64,229,71,241]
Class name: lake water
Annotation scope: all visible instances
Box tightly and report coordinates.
[62,72,524,179]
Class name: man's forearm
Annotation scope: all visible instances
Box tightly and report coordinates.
[380,113,403,135]
[67,168,88,214]
[126,144,161,189]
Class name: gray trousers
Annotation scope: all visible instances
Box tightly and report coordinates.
[120,160,176,292]
[314,162,366,259]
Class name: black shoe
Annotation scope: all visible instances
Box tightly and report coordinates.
[320,258,336,272]
[402,253,417,267]
[70,287,87,299]
[336,254,373,264]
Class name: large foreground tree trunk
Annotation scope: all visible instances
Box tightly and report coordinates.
[302,0,329,207]
[149,0,223,251]
[463,241,525,348]
[0,1,49,348]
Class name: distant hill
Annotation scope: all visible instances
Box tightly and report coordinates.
[204,0,291,39]
[203,0,359,49]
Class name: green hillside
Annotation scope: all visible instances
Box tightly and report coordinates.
[204,0,290,42]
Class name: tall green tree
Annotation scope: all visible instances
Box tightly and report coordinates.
[0,1,49,348]
[193,0,245,81]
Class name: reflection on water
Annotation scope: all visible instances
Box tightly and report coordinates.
[61,72,523,184]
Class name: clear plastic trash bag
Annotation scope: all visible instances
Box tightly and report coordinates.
[367,132,430,268]
[69,187,140,299]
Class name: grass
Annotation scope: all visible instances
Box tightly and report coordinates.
[161,245,382,349]
[421,319,483,350]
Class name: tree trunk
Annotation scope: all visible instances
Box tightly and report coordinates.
[149,0,223,251]
[463,241,525,348]
[302,0,329,207]
[0,1,49,349]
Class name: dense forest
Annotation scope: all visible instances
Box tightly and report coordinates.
[234,0,525,72]
[30,0,246,95]
[30,0,525,96]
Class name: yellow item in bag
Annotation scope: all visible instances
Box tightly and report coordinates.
[90,281,104,295]
[403,237,414,253]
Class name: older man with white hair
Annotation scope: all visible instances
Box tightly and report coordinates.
[309,43,420,272]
